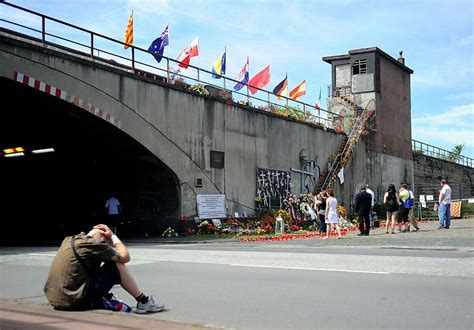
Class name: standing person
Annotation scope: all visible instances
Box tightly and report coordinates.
[44,224,164,313]
[384,184,400,234]
[105,195,122,234]
[398,184,411,232]
[438,179,452,229]
[366,184,376,229]
[324,189,342,239]
[315,191,327,234]
[406,187,420,232]
[355,186,372,236]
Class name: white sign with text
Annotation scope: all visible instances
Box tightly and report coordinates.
[197,194,226,219]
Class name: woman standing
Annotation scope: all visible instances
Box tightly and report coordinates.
[315,191,327,234]
[325,189,342,239]
[384,184,401,234]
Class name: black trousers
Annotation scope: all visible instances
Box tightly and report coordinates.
[359,213,370,235]
[318,214,327,233]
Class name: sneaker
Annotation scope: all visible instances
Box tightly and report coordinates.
[134,296,165,314]
[437,225,444,229]
[414,227,420,232]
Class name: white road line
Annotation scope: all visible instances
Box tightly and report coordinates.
[230,264,391,275]
[26,253,56,257]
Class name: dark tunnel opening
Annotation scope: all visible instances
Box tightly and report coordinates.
[0,77,180,244]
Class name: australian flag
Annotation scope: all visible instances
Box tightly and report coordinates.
[148,25,169,63]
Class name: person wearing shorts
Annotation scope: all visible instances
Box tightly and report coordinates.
[398,184,410,232]
[44,224,164,313]
[384,184,400,234]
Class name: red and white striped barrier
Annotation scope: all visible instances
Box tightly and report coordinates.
[13,71,121,129]
[14,71,67,100]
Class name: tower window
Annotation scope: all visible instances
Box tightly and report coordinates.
[352,59,367,75]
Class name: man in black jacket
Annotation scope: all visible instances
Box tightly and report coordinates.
[355,186,373,236]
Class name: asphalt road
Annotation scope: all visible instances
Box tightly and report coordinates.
[1,220,473,329]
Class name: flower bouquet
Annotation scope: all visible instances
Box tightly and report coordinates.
[162,227,178,237]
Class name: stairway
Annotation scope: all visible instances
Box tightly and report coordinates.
[316,107,375,192]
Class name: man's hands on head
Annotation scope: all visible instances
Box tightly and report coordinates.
[93,224,113,240]
[94,224,131,263]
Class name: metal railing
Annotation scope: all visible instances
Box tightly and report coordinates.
[0,1,345,131]
[412,140,473,168]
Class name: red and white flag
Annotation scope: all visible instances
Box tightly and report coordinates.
[176,36,199,69]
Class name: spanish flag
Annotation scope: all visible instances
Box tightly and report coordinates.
[289,80,306,100]
[123,12,133,49]
[273,75,288,100]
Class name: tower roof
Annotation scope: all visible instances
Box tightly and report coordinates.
[322,47,414,74]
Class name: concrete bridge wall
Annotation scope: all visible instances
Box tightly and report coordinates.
[0,33,346,218]
[1,32,441,222]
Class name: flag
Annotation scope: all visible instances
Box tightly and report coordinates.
[212,50,226,79]
[337,168,345,184]
[273,75,288,100]
[123,13,133,49]
[233,57,249,91]
[289,80,306,100]
[176,36,199,69]
[148,25,169,63]
[248,65,270,94]
[315,87,322,109]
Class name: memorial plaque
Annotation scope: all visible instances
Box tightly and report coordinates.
[210,150,225,168]
[197,194,226,219]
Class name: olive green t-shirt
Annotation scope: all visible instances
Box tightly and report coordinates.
[43,233,117,309]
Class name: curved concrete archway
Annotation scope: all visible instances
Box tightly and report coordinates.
[0,77,180,243]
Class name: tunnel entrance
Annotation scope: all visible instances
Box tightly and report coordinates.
[0,77,180,244]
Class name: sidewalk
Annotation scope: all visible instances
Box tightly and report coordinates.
[0,300,216,330]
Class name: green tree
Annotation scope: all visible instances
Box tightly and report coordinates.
[447,144,465,162]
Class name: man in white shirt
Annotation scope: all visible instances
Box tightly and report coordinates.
[438,179,452,229]
[366,184,375,228]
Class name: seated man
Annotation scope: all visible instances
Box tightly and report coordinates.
[44,224,163,313]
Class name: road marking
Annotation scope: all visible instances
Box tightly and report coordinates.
[230,264,391,275]
[27,253,56,257]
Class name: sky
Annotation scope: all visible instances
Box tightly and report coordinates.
[2,0,473,158]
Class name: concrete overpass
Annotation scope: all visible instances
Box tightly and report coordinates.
[0,25,346,241]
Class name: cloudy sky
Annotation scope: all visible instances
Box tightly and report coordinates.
[2,0,473,157]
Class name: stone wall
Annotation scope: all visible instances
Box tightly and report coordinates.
[413,154,474,199]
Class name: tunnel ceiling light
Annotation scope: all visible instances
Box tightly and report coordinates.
[32,148,55,154]
[4,152,25,158]
[3,147,25,154]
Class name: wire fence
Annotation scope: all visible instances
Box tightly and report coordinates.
[0,1,346,132]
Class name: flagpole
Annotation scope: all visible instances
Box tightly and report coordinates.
[246,56,250,102]
[285,72,289,107]
[223,46,226,90]
[318,87,321,123]
[197,34,200,83]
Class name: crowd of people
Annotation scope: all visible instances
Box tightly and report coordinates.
[313,179,452,238]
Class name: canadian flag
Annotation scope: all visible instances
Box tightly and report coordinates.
[176,36,199,69]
